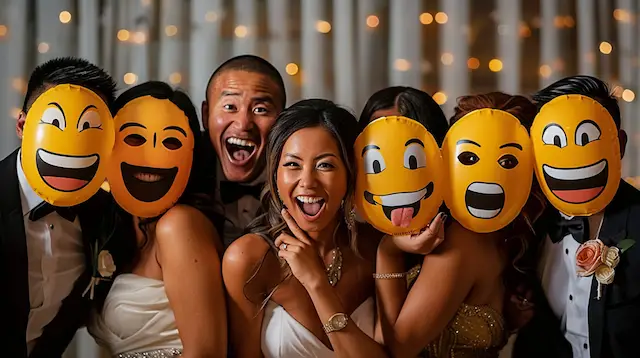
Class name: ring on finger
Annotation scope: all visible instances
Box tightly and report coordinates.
[280,243,288,251]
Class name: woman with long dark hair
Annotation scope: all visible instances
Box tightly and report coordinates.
[89,81,227,358]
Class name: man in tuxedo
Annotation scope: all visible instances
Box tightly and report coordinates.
[514,76,640,358]
[201,55,286,247]
[0,57,134,357]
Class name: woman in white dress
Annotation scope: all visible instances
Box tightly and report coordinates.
[223,99,388,358]
[89,81,227,357]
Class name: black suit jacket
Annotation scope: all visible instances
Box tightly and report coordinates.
[514,180,640,358]
[0,148,135,358]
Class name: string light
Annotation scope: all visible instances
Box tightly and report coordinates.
[117,29,130,42]
[489,59,503,72]
[234,25,248,38]
[622,89,635,102]
[613,9,632,23]
[563,16,575,28]
[285,63,299,76]
[38,42,50,53]
[539,65,552,78]
[467,57,480,70]
[0,25,7,38]
[11,107,21,119]
[435,12,448,24]
[123,73,138,85]
[519,23,531,37]
[169,72,182,84]
[420,13,433,25]
[12,78,26,93]
[165,25,178,37]
[394,59,411,72]
[205,11,218,22]
[433,92,447,105]
[59,11,72,24]
[366,15,380,28]
[316,20,331,33]
[441,53,454,66]
[132,31,147,44]
[599,41,612,54]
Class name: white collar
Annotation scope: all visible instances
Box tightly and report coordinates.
[16,150,44,216]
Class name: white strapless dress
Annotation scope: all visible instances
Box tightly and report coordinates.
[88,274,183,358]
[261,297,375,358]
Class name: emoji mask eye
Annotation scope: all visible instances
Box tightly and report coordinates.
[457,151,479,165]
[124,134,146,146]
[40,106,66,130]
[498,154,519,169]
[542,124,567,148]
[162,137,183,150]
[363,149,386,174]
[77,110,102,131]
[404,144,426,170]
[575,120,601,146]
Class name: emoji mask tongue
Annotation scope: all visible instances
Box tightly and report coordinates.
[391,207,414,228]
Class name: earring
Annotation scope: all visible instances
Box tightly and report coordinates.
[345,207,356,231]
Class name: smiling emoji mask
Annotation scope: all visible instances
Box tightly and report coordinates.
[441,109,533,233]
[531,94,621,216]
[21,84,114,207]
[107,95,194,218]
[354,116,444,235]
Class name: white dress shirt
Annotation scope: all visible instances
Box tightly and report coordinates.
[539,212,604,358]
[17,152,85,354]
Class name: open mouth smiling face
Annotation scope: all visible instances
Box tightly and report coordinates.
[36,149,100,192]
[354,116,444,235]
[531,95,621,216]
[120,163,179,203]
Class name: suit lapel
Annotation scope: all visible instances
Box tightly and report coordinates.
[0,148,29,356]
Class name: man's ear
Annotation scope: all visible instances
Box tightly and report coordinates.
[619,129,628,159]
[16,110,26,139]
[201,101,209,131]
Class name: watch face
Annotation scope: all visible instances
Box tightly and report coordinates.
[331,314,348,329]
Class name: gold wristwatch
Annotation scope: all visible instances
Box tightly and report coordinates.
[323,313,349,334]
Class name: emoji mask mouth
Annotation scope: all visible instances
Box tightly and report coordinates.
[36,149,99,192]
[224,136,258,166]
[364,182,434,228]
[121,162,179,203]
[465,182,505,219]
[542,159,608,204]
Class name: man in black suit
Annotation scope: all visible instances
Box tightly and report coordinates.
[514,76,640,358]
[0,57,135,358]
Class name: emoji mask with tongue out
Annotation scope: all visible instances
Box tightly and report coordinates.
[21,84,114,207]
[531,94,621,216]
[354,116,444,236]
[107,89,194,218]
[441,109,533,233]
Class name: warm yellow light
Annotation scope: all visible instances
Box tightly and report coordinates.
[132,31,147,44]
[234,25,248,38]
[467,57,480,70]
[366,15,380,28]
[600,41,612,54]
[613,9,632,23]
[563,16,575,28]
[519,22,531,38]
[394,59,411,72]
[435,12,448,24]
[123,73,138,85]
[59,11,72,24]
[11,107,21,119]
[12,78,26,92]
[489,59,503,72]
[117,29,130,42]
[420,13,434,25]
[622,89,635,102]
[0,25,7,38]
[101,180,111,192]
[38,42,50,54]
[316,20,332,33]
[205,11,218,22]
[553,16,564,28]
[165,25,178,37]
[169,72,182,84]
[612,85,624,98]
[539,65,552,78]
[141,0,151,5]
[441,53,454,66]
[433,91,447,105]
[285,63,299,76]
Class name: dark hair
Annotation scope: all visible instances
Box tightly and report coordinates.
[359,86,449,145]
[205,55,286,109]
[532,75,621,129]
[22,57,117,112]
[451,92,537,131]
[112,81,223,246]
[245,99,360,304]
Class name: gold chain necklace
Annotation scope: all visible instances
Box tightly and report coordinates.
[326,246,343,287]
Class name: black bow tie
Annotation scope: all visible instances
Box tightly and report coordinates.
[549,214,590,244]
[29,202,76,222]
[219,181,262,204]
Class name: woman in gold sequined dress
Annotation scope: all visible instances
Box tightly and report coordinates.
[375,93,544,358]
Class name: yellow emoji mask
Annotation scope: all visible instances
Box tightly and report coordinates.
[21,84,114,206]
[531,95,621,216]
[107,95,194,218]
[354,116,444,235]
[441,109,533,233]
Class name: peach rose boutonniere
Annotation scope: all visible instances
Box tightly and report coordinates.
[576,238,635,299]
[82,243,116,300]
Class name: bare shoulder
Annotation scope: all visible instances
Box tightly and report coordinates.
[223,233,272,270]
[155,204,221,251]
[223,233,278,298]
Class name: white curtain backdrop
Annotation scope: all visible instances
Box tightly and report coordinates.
[1,1,640,356]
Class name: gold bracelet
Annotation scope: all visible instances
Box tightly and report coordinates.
[373,265,421,279]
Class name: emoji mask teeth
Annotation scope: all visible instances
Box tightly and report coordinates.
[36,148,100,192]
[542,159,608,204]
[364,182,434,228]
[121,162,179,203]
[465,182,505,219]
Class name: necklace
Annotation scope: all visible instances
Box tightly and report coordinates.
[326,246,343,286]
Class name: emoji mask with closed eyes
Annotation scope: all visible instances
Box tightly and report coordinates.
[107,95,194,218]
[21,84,114,206]
[441,109,533,233]
[531,94,621,216]
[354,116,444,235]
